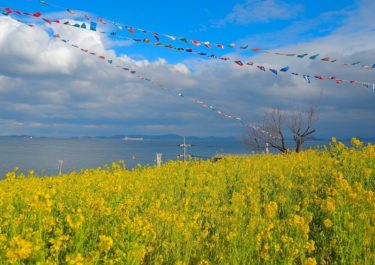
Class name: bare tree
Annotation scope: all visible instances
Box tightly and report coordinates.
[245,106,317,153]
[289,106,316,152]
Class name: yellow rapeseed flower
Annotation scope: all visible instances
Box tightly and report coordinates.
[324,218,333,228]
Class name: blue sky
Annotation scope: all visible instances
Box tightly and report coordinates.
[0,0,374,138]
[15,0,358,62]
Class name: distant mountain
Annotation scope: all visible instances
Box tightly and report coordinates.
[96,134,237,141]
[0,134,238,141]
[0,135,33,139]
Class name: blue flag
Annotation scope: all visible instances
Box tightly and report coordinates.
[90,22,97,31]
[303,75,311,84]
[270,69,278,75]
[280,66,289,72]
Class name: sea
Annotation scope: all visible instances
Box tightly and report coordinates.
[0,137,251,178]
[0,136,354,178]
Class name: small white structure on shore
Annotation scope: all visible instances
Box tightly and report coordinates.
[156,153,162,167]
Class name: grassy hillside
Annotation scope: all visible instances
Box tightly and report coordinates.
[0,138,374,264]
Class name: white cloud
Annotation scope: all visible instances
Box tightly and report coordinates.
[216,0,304,26]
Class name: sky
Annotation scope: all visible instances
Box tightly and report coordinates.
[0,0,374,138]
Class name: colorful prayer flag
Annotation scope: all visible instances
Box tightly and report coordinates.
[234,61,244,66]
[90,22,97,31]
[203,42,211,48]
[126,26,134,34]
[165,35,176,40]
[297,54,308,58]
[303,75,311,83]
[280,66,289,72]
[33,12,42,17]
[270,69,278,75]
[67,9,76,15]
[191,40,201,46]
[98,18,106,24]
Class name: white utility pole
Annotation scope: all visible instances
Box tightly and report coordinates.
[178,137,192,161]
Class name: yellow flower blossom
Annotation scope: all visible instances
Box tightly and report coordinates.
[324,218,333,228]
[304,257,317,265]
[98,235,114,252]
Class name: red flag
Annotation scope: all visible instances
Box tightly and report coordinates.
[246,62,254,66]
[251,48,261,52]
[216,44,224,49]
[33,12,42,17]
[127,27,134,34]
[191,40,201,46]
[14,10,22,15]
[314,75,324,80]
[257,65,266,71]
[234,61,244,66]
[97,18,106,24]
[5,8,12,14]
[321,57,330,61]
[336,79,343,84]
[84,14,91,20]
[98,56,105,60]
[53,20,60,23]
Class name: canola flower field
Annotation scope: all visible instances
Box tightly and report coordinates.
[0,138,374,265]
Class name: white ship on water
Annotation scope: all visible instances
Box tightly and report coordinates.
[122,136,144,141]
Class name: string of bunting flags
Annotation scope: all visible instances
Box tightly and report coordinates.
[15,0,375,72]
[2,6,374,92]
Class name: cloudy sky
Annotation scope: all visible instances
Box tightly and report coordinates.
[0,0,374,138]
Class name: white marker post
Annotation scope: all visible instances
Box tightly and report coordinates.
[58,160,64,175]
[156,153,162,167]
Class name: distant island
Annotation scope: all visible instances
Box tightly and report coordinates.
[0,134,374,143]
[122,137,144,141]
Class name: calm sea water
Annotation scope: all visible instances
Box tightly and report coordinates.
[0,138,251,178]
